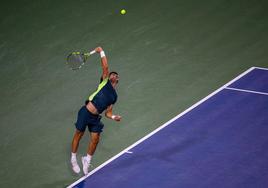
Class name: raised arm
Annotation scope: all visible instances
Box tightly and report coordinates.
[94,47,109,80]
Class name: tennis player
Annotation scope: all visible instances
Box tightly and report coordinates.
[70,47,121,175]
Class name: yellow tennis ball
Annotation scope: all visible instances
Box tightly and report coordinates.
[120,9,126,15]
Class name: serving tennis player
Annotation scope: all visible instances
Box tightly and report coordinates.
[70,46,121,175]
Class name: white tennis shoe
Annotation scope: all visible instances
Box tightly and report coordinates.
[82,156,91,175]
[71,158,80,174]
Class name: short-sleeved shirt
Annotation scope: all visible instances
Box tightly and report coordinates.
[88,78,117,114]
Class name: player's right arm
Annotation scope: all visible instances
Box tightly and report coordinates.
[105,105,121,121]
[95,47,109,80]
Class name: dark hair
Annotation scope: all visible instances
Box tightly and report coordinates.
[100,71,119,82]
[109,71,118,76]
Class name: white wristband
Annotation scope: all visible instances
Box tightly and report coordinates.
[111,115,116,120]
[100,51,105,58]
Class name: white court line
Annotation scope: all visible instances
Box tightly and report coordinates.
[253,66,268,71]
[225,87,268,96]
[67,67,257,188]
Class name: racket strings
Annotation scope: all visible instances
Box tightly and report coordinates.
[67,53,86,70]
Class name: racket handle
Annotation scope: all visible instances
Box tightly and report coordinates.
[89,50,96,55]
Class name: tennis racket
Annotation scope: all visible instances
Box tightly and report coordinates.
[66,50,96,70]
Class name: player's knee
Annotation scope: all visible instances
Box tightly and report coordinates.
[91,136,100,145]
[75,130,84,139]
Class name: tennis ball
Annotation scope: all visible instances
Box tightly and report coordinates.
[120,9,126,15]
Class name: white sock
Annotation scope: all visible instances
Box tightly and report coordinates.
[71,152,77,161]
[86,154,92,163]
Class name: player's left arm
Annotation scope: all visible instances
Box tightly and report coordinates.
[105,105,121,121]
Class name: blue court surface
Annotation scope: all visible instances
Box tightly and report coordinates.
[68,67,268,188]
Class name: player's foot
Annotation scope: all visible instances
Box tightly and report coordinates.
[71,158,80,174]
[82,156,91,175]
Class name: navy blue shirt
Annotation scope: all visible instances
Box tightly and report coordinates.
[88,78,117,114]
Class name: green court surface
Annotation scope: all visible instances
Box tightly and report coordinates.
[0,0,268,187]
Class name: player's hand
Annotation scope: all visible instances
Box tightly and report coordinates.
[113,115,122,122]
[95,47,103,53]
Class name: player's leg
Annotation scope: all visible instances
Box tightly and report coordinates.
[87,132,100,155]
[82,132,100,175]
[72,129,84,153]
[71,129,84,154]
[71,130,84,173]
[71,106,88,174]
[82,120,104,175]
